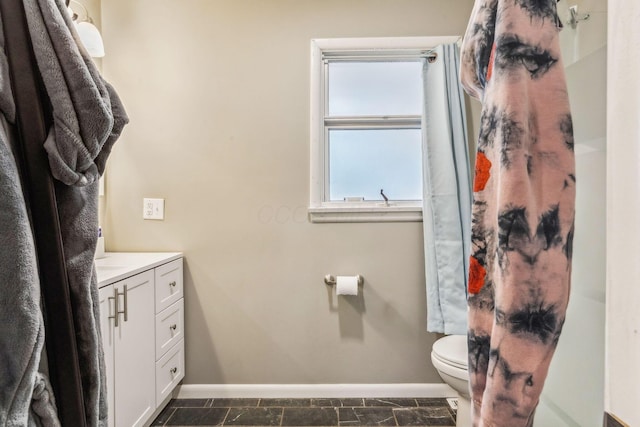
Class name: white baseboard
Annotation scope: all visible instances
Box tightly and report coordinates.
[177,383,456,399]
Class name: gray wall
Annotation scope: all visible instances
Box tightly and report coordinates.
[99,0,475,384]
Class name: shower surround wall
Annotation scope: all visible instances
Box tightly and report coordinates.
[99,0,476,386]
[533,1,607,425]
[606,0,640,425]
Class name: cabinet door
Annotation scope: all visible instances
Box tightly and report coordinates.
[114,270,156,427]
[98,285,115,427]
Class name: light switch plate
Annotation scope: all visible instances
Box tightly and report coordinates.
[143,198,165,220]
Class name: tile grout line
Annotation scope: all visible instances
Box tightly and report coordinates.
[162,407,176,426]
[219,407,231,426]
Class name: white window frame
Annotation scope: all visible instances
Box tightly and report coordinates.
[309,36,459,223]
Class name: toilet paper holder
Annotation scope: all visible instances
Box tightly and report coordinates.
[324,274,364,287]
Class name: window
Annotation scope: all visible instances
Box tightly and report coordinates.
[309,37,457,223]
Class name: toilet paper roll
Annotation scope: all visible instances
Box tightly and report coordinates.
[336,275,359,296]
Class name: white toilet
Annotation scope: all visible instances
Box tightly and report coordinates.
[431,335,471,427]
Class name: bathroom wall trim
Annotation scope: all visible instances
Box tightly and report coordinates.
[177,383,455,399]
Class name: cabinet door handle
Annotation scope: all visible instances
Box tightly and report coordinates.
[122,284,128,322]
[108,287,119,327]
[112,285,128,326]
[170,324,177,331]
[170,367,177,374]
[169,281,177,287]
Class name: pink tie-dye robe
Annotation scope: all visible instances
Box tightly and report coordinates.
[459,1,576,426]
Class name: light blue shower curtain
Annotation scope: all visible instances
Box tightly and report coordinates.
[422,44,472,335]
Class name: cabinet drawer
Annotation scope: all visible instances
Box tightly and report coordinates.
[155,259,183,313]
[155,340,184,404]
[155,299,184,360]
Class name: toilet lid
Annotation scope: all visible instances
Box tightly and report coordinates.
[432,335,468,369]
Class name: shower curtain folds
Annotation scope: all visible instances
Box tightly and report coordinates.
[421,43,472,335]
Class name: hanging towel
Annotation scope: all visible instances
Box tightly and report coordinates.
[23,0,127,187]
[0,102,61,427]
[460,0,575,426]
[23,0,129,424]
[0,0,128,425]
[0,16,60,427]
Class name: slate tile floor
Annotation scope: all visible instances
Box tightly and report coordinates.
[151,398,456,426]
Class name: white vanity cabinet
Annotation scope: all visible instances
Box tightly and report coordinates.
[96,253,184,427]
[99,271,156,427]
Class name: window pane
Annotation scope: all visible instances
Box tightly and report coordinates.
[328,61,423,116]
[328,129,423,201]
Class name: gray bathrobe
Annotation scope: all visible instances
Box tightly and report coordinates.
[0,23,59,425]
[0,0,128,425]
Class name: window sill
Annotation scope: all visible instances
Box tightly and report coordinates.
[308,204,423,223]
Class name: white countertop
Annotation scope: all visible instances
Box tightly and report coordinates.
[95,252,183,288]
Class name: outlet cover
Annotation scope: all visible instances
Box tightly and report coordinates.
[143,198,165,220]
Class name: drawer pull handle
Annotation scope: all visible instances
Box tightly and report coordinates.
[169,281,177,287]
[170,324,177,331]
[170,367,177,374]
